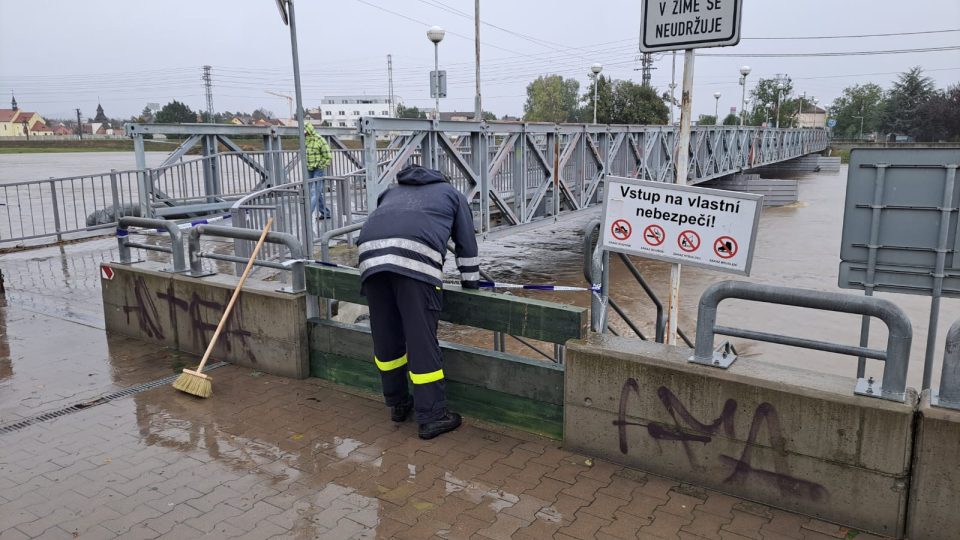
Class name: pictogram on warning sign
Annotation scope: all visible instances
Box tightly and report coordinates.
[643,224,665,246]
[714,236,739,259]
[678,230,701,253]
[611,219,633,241]
[101,265,115,280]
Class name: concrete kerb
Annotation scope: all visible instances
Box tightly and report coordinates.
[100,260,309,379]
[563,334,917,538]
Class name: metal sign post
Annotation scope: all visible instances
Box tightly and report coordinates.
[639,0,744,345]
[839,148,960,391]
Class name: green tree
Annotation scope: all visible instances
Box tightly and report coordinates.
[140,106,154,123]
[482,111,497,121]
[155,100,196,123]
[748,77,795,127]
[881,67,936,139]
[828,83,885,139]
[523,75,580,123]
[917,84,960,142]
[722,113,739,125]
[581,75,615,123]
[698,114,717,125]
[396,104,427,119]
[609,81,669,124]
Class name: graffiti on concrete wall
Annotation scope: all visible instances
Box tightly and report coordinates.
[122,276,255,362]
[613,378,828,501]
[123,276,166,340]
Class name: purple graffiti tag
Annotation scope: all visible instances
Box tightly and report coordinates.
[612,379,828,501]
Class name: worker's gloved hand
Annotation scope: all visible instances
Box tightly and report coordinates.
[461,280,480,290]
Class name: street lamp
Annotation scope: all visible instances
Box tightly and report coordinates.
[713,92,721,125]
[738,66,751,126]
[274,0,313,254]
[590,63,603,124]
[427,25,445,120]
[797,90,806,126]
[775,82,785,128]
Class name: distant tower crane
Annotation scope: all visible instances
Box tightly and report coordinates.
[265,91,295,120]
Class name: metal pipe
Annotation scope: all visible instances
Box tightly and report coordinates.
[189,224,305,292]
[694,280,912,400]
[117,217,187,272]
[285,0,314,255]
[923,164,958,389]
[667,49,695,345]
[616,252,665,343]
[938,318,960,409]
[857,164,887,376]
[715,325,887,360]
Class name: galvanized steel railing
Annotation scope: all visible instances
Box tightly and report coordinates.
[693,280,913,402]
[357,118,829,234]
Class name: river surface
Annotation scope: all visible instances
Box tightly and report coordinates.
[2,151,957,391]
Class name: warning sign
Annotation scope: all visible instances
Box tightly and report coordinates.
[678,230,700,252]
[611,219,632,241]
[101,265,114,280]
[643,224,665,247]
[714,236,738,259]
[600,176,762,275]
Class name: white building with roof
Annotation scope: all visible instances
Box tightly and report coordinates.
[320,95,393,127]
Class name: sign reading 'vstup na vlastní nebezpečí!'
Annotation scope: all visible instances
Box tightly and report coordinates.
[600,176,762,276]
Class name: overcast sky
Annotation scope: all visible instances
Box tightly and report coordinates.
[1,0,958,122]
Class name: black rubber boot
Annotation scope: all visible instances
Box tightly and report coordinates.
[418,412,462,440]
[391,395,414,422]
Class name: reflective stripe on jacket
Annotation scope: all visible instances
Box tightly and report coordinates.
[358,165,479,287]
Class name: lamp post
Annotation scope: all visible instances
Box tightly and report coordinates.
[427,26,445,120]
[713,92,721,125]
[738,65,750,126]
[775,82,785,128]
[811,97,818,127]
[590,63,603,124]
[797,90,806,126]
[274,0,312,252]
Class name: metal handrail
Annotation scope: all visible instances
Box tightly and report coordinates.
[693,280,913,402]
[934,318,960,410]
[117,217,187,273]
[187,224,305,292]
[582,219,692,346]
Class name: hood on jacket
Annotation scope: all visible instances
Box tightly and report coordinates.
[304,122,318,138]
[396,165,447,186]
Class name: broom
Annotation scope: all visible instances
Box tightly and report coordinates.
[173,217,274,398]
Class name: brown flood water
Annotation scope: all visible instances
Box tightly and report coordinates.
[456,165,959,390]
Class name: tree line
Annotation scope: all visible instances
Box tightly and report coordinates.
[521,75,669,124]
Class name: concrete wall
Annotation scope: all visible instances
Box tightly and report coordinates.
[907,391,960,540]
[564,334,917,538]
[100,261,309,379]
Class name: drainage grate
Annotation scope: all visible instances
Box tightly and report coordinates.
[0,362,228,435]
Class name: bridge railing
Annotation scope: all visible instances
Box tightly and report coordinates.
[355,118,828,234]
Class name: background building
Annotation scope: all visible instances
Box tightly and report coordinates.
[320,95,393,127]
[798,104,828,128]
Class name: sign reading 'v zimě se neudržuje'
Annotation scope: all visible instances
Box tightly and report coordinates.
[600,176,762,275]
[640,0,743,53]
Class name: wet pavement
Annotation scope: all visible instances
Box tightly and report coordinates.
[0,164,910,539]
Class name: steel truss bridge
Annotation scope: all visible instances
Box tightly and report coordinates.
[0,120,826,247]
[355,118,827,234]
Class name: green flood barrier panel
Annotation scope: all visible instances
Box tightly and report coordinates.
[306,264,588,439]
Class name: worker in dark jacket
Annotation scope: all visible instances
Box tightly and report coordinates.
[358,164,480,439]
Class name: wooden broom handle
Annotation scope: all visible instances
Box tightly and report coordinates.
[195,218,274,372]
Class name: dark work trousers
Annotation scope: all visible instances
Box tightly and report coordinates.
[362,272,447,424]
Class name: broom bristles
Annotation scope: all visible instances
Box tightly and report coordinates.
[172,369,212,398]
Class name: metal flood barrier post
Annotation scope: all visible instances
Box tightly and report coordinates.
[186,224,305,293]
[693,280,913,402]
[933,318,960,410]
[116,217,188,273]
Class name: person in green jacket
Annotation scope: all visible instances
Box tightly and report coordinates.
[305,122,332,218]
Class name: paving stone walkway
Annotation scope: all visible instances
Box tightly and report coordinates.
[1,362,889,539]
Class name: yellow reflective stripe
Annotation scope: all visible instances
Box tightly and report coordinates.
[409,369,444,385]
[375,354,408,371]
